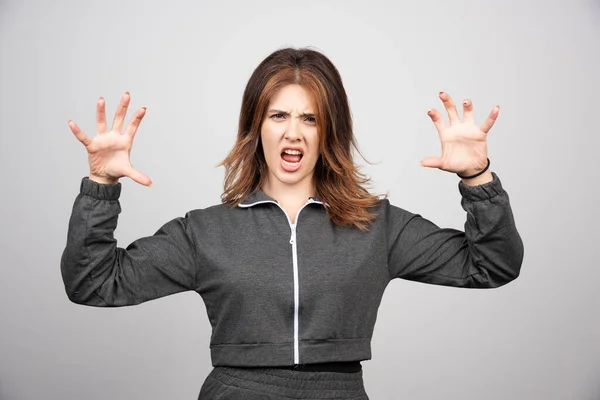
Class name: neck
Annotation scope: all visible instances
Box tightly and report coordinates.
[261,174,316,206]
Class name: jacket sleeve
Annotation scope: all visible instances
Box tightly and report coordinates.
[60,177,198,306]
[386,172,524,288]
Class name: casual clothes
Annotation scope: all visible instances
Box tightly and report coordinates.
[60,171,524,398]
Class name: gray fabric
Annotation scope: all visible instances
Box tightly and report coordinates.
[198,367,369,399]
[60,171,524,367]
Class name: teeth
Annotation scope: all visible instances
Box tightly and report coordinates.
[283,149,302,155]
[282,160,300,166]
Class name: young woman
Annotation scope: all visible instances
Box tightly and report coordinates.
[62,47,524,399]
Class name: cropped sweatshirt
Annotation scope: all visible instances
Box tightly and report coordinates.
[60,171,524,367]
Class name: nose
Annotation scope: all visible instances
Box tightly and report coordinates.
[284,119,302,142]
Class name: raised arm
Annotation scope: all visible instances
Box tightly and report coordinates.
[61,92,197,306]
[386,92,524,288]
[386,172,523,288]
[60,178,198,306]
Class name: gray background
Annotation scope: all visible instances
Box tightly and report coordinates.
[1,0,598,399]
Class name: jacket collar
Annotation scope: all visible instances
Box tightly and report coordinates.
[239,189,324,207]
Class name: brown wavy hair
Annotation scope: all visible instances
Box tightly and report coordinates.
[218,46,384,231]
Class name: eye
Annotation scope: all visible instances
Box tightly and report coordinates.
[270,113,285,120]
[305,116,316,124]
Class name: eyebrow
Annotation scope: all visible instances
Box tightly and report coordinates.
[267,109,315,118]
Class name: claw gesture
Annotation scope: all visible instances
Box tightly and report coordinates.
[68,92,152,186]
[421,91,499,177]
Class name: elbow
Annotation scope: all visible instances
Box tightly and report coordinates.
[504,240,525,285]
[64,287,88,305]
[61,270,108,307]
[487,248,524,288]
[477,269,519,289]
[61,267,127,308]
[61,253,104,306]
[61,253,85,304]
[62,279,92,305]
[479,233,524,288]
[64,287,110,307]
[61,269,87,305]
[496,266,521,287]
[65,291,85,305]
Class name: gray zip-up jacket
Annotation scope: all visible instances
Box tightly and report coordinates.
[61,171,524,367]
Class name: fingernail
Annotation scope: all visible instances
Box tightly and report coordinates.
[125,91,130,96]
[439,91,445,96]
[463,100,468,106]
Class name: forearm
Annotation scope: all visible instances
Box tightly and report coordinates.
[61,178,123,306]
[388,172,524,288]
[457,172,524,286]
[61,177,198,307]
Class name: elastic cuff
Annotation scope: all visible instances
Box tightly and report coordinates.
[458,171,504,201]
[80,176,121,200]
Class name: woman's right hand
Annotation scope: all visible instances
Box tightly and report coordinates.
[69,92,152,186]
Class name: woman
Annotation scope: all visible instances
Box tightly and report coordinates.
[61,47,524,399]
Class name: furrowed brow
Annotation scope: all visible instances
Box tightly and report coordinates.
[268,109,315,118]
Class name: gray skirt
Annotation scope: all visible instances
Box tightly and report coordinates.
[198,366,370,399]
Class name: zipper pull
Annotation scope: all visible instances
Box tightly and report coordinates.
[290,225,296,244]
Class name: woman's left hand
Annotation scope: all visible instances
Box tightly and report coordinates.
[421,91,499,176]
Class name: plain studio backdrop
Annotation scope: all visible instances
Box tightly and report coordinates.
[1,0,599,399]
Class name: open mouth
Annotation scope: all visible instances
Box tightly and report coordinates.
[280,148,303,171]
[281,149,303,165]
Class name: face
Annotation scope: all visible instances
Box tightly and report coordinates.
[260,84,320,190]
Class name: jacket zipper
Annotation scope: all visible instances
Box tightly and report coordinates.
[289,222,299,363]
[238,197,321,364]
[283,199,315,364]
